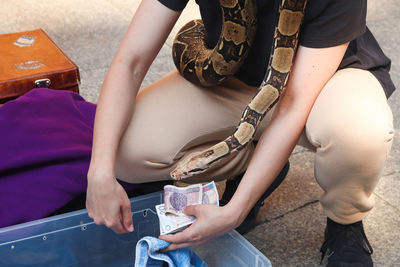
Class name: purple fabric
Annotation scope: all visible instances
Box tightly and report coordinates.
[0,88,136,227]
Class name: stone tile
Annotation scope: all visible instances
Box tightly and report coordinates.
[363,196,400,265]
[105,0,141,17]
[367,0,400,23]
[90,0,200,49]
[375,172,400,210]
[381,131,400,177]
[105,0,201,48]
[388,91,400,129]
[245,201,326,266]
[0,0,131,71]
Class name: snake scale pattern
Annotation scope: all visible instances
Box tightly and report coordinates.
[171,0,307,179]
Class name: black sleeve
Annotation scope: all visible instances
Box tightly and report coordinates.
[299,0,367,48]
[157,0,189,11]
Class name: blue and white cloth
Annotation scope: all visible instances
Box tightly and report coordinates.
[134,236,207,267]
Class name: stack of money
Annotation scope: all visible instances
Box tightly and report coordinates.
[156,181,219,235]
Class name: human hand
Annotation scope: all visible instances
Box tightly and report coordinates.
[86,173,134,234]
[158,204,239,251]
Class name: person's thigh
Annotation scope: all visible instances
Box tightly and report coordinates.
[115,70,267,183]
[301,68,394,224]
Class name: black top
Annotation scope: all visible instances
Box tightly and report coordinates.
[158,0,395,98]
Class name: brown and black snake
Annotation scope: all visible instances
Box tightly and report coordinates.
[170,0,307,179]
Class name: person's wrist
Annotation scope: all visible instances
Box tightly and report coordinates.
[224,195,254,228]
[88,149,116,177]
[87,162,115,181]
[222,202,246,229]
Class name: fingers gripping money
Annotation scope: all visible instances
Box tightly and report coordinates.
[164,184,202,215]
[156,181,219,235]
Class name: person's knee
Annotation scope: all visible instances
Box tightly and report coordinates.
[307,70,394,166]
[114,135,179,182]
[318,102,393,167]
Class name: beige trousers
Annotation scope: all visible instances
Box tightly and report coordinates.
[115,68,394,224]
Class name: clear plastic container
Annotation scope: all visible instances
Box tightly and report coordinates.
[0,192,271,267]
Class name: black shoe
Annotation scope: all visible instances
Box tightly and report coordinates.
[220,161,290,234]
[320,218,373,267]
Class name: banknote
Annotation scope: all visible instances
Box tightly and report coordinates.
[156,203,195,235]
[164,183,202,215]
[202,181,219,205]
[158,181,220,234]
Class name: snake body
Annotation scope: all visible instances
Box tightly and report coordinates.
[172,0,257,86]
[171,0,307,179]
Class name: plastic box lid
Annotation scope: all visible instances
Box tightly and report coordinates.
[0,191,271,267]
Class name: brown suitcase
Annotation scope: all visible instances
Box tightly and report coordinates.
[0,29,80,104]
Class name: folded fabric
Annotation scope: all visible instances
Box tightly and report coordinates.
[0,88,136,227]
[135,236,207,267]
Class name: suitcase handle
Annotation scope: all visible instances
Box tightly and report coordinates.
[34,78,51,88]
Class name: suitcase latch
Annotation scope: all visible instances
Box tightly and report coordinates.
[34,78,51,88]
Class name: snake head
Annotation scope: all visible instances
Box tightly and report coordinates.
[170,151,212,180]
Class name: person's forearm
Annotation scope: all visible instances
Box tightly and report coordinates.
[228,100,309,224]
[89,58,146,177]
[88,0,181,179]
[225,43,348,225]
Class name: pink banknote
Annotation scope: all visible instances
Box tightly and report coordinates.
[164,184,202,215]
[164,181,219,215]
[159,181,220,233]
[202,181,219,205]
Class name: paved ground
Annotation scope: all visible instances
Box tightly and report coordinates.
[2,0,399,266]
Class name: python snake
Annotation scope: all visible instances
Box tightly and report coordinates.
[171,0,307,179]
